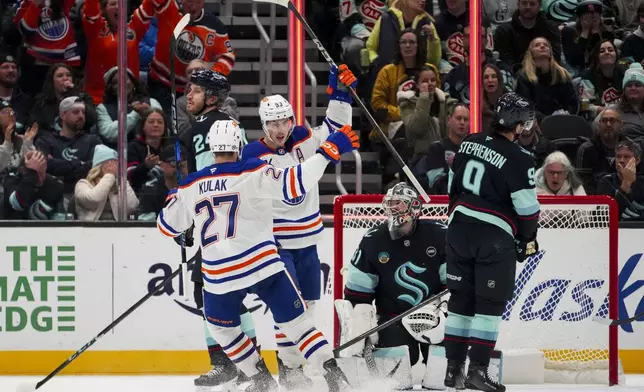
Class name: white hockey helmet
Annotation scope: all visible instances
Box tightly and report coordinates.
[208,120,243,155]
[258,95,295,141]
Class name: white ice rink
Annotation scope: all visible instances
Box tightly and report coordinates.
[1,375,644,392]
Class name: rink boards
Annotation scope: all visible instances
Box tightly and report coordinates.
[0,224,643,375]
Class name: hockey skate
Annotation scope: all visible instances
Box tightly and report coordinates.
[443,360,465,391]
[194,350,239,388]
[244,358,279,392]
[277,356,313,390]
[464,364,505,392]
[322,358,351,392]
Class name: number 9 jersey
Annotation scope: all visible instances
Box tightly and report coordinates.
[448,132,540,242]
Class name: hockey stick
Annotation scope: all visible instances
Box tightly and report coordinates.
[170,13,191,300]
[363,337,379,376]
[252,0,430,203]
[333,289,448,356]
[593,311,644,326]
[363,337,403,379]
[16,255,200,392]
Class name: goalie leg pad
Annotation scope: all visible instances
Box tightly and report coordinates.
[335,345,413,390]
[334,299,378,357]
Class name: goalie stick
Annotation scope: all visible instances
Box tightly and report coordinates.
[333,289,448,356]
[252,0,430,203]
[16,254,200,392]
[594,311,644,326]
[170,13,191,300]
[363,337,403,379]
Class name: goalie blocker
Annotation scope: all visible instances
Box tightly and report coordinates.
[336,183,453,389]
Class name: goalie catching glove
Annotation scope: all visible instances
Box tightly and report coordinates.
[515,238,539,263]
[317,125,360,164]
[401,291,449,345]
[334,300,378,357]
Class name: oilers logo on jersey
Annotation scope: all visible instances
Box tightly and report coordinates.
[242,99,352,249]
[283,194,306,206]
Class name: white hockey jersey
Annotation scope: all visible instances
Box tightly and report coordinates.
[157,155,330,294]
[241,100,352,250]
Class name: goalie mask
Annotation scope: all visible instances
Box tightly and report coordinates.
[382,183,422,240]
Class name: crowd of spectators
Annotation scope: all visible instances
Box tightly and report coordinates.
[1,0,644,223]
[0,0,235,221]
[335,0,644,221]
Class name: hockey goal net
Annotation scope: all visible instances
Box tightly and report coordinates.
[333,194,620,385]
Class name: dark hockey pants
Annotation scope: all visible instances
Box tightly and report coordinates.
[444,221,517,366]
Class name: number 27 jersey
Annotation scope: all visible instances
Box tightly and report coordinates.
[448,133,540,241]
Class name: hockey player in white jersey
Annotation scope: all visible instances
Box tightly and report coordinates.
[241,63,357,389]
[158,119,359,392]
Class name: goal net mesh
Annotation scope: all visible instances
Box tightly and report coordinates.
[335,196,618,383]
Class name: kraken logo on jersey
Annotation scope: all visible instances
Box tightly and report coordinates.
[395,262,430,306]
[283,194,306,206]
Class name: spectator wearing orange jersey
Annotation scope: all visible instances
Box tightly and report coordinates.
[81,0,154,104]
[14,0,81,96]
[147,0,235,112]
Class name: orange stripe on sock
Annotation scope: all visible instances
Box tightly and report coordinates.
[299,332,323,352]
[226,338,252,357]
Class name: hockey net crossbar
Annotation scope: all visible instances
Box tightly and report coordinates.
[333,195,620,385]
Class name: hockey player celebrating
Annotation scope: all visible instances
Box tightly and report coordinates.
[336,182,449,389]
[158,119,359,392]
[444,92,540,392]
[240,64,356,389]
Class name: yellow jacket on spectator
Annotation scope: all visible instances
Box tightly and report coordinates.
[366,4,441,68]
[371,62,410,126]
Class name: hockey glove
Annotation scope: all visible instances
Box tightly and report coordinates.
[174,224,194,247]
[317,125,360,164]
[327,64,357,104]
[515,239,539,263]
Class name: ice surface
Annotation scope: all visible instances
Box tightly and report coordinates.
[1,375,644,392]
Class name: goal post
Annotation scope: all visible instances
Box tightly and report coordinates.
[332,194,620,385]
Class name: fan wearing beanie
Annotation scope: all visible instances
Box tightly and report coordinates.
[616,62,644,139]
[73,145,139,221]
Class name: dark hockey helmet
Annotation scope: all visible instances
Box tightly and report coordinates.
[189,69,231,105]
[492,92,536,135]
[382,182,423,240]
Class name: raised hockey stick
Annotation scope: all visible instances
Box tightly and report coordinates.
[170,13,191,300]
[16,254,200,392]
[593,311,644,326]
[333,289,448,356]
[252,0,430,203]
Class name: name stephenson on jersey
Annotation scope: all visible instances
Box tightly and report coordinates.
[242,100,352,249]
[448,133,540,241]
[344,221,447,316]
